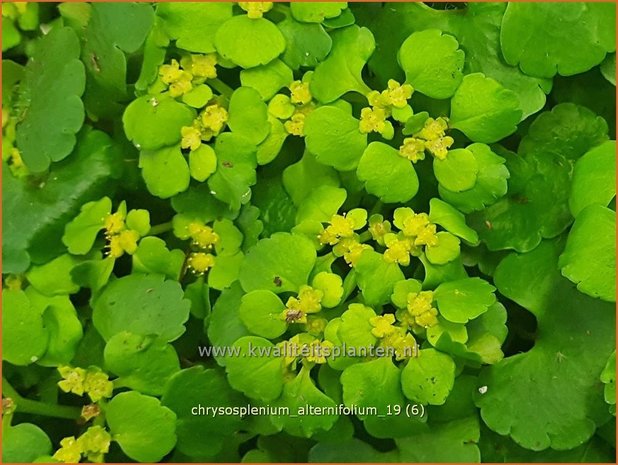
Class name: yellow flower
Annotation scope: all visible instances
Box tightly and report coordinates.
[414,224,439,247]
[400,212,430,238]
[407,291,434,316]
[284,112,306,136]
[239,2,273,19]
[289,80,312,105]
[305,340,334,364]
[399,137,426,163]
[382,331,418,360]
[425,136,454,160]
[415,308,439,328]
[58,366,87,396]
[83,369,113,403]
[118,229,140,255]
[188,222,220,249]
[366,90,389,109]
[159,59,183,85]
[319,214,356,245]
[368,215,391,245]
[104,211,125,235]
[306,317,328,336]
[53,436,82,464]
[334,236,371,267]
[77,426,111,463]
[384,79,413,108]
[416,117,449,141]
[359,107,387,134]
[296,285,323,314]
[168,71,193,98]
[190,54,217,79]
[4,274,23,291]
[383,234,414,266]
[188,252,216,274]
[201,104,228,134]
[369,314,397,338]
[181,125,202,151]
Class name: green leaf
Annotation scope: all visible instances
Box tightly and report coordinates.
[215,15,285,69]
[310,26,374,103]
[228,87,270,145]
[601,53,616,86]
[450,73,521,143]
[290,2,347,23]
[425,232,461,266]
[283,152,340,207]
[559,205,616,302]
[239,290,287,339]
[157,2,233,53]
[295,186,346,225]
[569,141,616,217]
[500,3,616,78]
[337,303,378,349]
[433,148,478,193]
[240,59,293,101]
[312,272,344,308]
[93,274,191,342]
[396,416,480,462]
[357,142,419,203]
[398,29,464,99]
[133,237,185,280]
[309,438,397,462]
[600,351,616,415]
[239,232,316,294]
[2,290,48,366]
[438,143,509,214]
[26,254,81,296]
[62,197,111,255]
[16,26,85,172]
[161,367,245,457]
[71,257,115,294]
[271,367,338,437]
[2,423,52,463]
[104,332,180,396]
[428,198,479,245]
[277,19,332,70]
[355,250,405,307]
[257,117,288,165]
[304,106,367,171]
[478,239,615,450]
[434,277,496,324]
[139,145,191,199]
[224,336,285,401]
[182,84,213,109]
[401,348,456,405]
[123,95,195,151]
[106,391,177,462]
[208,133,258,211]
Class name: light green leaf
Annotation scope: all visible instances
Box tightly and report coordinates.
[139,145,190,199]
[433,148,478,193]
[559,205,616,302]
[295,186,346,225]
[215,15,285,69]
[188,144,217,182]
[425,232,461,266]
[312,272,344,308]
[355,250,405,307]
[401,348,455,405]
[93,274,191,342]
[434,277,496,324]
[310,26,374,103]
[228,87,270,145]
[26,254,81,296]
[2,290,48,366]
[304,106,367,171]
[601,53,616,86]
[239,290,287,339]
[428,198,479,244]
[450,73,521,143]
[16,26,85,172]
[282,152,340,206]
[277,19,332,70]
[240,59,293,101]
[2,423,52,463]
[182,84,213,108]
[290,2,347,23]
[106,391,177,462]
[398,29,464,99]
[62,197,111,255]
[600,351,616,415]
[337,303,378,349]
[357,142,419,203]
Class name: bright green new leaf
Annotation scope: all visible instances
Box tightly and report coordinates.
[215,15,285,69]
[450,73,521,143]
[2,290,48,366]
[182,85,213,108]
[282,152,340,206]
[93,274,191,342]
[26,254,81,296]
[239,290,287,339]
[240,59,294,101]
[601,53,616,86]
[228,87,271,145]
[425,232,461,266]
[2,423,52,463]
[600,351,616,415]
[434,277,496,324]
[433,148,478,193]
[500,3,616,78]
[559,205,616,302]
[139,145,191,199]
[337,303,377,349]
[401,348,456,405]
[357,142,419,203]
[304,106,367,171]
[16,26,85,172]
[62,197,111,255]
[312,272,344,308]
[295,186,346,225]
[310,26,374,103]
[428,198,479,245]
[398,29,464,99]
[290,3,347,23]
[277,19,332,70]
[106,391,177,462]
[239,232,316,294]
[355,250,405,307]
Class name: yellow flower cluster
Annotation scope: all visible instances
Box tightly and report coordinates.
[181,103,229,151]
[319,210,370,267]
[282,285,324,324]
[104,207,142,259]
[399,117,453,162]
[238,2,273,19]
[383,208,439,266]
[159,54,217,98]
[57,366,113,403]
[369,314,418,360]
[283,80,315,137]
[333,236,372,267]
[406,291,439,328]
[186,221,219,274]
[360,80,413,137]
[53,426,111,464]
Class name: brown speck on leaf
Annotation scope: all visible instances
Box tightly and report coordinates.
[485,220,492,230]
[223,161,234,168]
[273,276,282,287]
[90,54,101,73]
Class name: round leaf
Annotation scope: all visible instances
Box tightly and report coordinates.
[434,277,497,324]
[139,145,191,199]
[2,423,52,463]
[425,232,461,265]
[433,148,479,193]
[239,290,287,339]
[401,348,456,405]
[2,290,48,366]
[228,87,270,145]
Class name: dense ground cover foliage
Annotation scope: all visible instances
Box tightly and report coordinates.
[1,2,616,463]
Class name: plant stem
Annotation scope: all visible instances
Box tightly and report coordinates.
[148,221,173,236]
[2,378,81,420]
[210,78,234,99]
